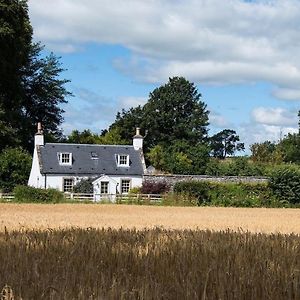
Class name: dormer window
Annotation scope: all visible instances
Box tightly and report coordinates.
[91,152,99,159]
[116,154,129,167]
[58,152,72,165]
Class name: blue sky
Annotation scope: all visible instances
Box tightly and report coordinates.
[28,0,300,151]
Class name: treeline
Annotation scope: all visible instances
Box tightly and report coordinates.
[1,1,300,192]
[63,76,300,176]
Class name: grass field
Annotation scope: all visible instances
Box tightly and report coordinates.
[0,203,299,233]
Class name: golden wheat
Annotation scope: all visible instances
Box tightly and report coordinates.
[0,204,299,233]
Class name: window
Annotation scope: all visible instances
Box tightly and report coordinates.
[91,152,98,159]
[101,182,109,194]
[121,179,131,194]
[117,154,129,167]
[59,152,72,165]
[63,178,74,192]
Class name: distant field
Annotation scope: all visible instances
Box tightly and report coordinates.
[0,204,299,233]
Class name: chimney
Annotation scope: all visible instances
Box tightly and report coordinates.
[133,127,143,150]
[35,122,44,146]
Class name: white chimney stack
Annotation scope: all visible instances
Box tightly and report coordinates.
[133,127,143,150]
[35,122,44,146]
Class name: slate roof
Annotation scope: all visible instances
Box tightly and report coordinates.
[39,143,144,176]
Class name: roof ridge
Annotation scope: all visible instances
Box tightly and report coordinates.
[45,143,133,147]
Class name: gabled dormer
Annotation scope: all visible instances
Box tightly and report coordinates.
[58,152,72,166]
[116,154,130,167]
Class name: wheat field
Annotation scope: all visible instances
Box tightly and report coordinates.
[0,203,299,233]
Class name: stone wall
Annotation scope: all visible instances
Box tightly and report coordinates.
[143,174,269,188]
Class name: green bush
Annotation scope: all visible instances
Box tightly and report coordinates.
[269,166,300,204]
[14,185,64,203]
[173,180,276,207]
[0,147,32,192]
[208,182,274,207]
[73,178,94,193]
[173,181,210,205]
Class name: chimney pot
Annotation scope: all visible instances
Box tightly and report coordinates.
[37,122,43,134]
[136,127,140,136]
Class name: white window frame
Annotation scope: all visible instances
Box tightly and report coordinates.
[63,178,74,192]
[100,181,109,194]
[121,179,131,194]
[116,154,129,167]
[59,152,72,166]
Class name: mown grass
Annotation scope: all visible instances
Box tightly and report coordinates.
[0,228,299,299]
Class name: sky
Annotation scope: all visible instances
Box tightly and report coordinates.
[27,0,300,152]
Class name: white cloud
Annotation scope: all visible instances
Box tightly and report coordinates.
[272,88,300,101]
[237,123,298,153]
[251,107,298,126]
[28,0,300,99]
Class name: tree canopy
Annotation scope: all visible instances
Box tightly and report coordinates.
[0,0,71,151]
[142,77,209,149]
[210,129,245,159]
[109,77,210,174]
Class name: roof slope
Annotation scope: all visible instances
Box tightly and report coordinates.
[39,143,144,176]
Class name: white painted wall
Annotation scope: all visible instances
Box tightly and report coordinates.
[28,146,45,188]
[93,175,143,202]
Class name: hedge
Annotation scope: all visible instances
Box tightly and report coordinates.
[14,186,64,203]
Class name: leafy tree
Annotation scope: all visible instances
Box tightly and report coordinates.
[147,145,166,171]
[67,129,98,144]
[210,129,245,159]
[0,0,32,113]
[0,0,71,151]
[0,147,32,191]
[19,43,71,149]
[110,106,144,143]
[142,77,209,150]
[278,133,300,164]
[73,178,94,193]
[148,141,210,174]
[250,141,279,163]
[98,127,129,145]
[110,77,210,174]
[65,128,128,145]
[298,110,300,134]
[110,77,209,152]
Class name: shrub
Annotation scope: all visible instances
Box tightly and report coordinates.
[14,185,64,203]
[129,186,141,194]
[73,178,94,193]
[0,147,32,192]
[141,181,169,194]
[173,181,210,205]
[269,166,300,204]
[208,182,274,207]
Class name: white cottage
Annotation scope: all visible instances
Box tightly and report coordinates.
[28,124,146,200]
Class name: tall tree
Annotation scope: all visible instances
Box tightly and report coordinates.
[142,77,209,150]
[0,0,32,148]
[110,106,144,142]
[278,133,300,164]
[0,0,71,151]
[19,43,71,149]
[298,110,300,134]
[210,129,245,159]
